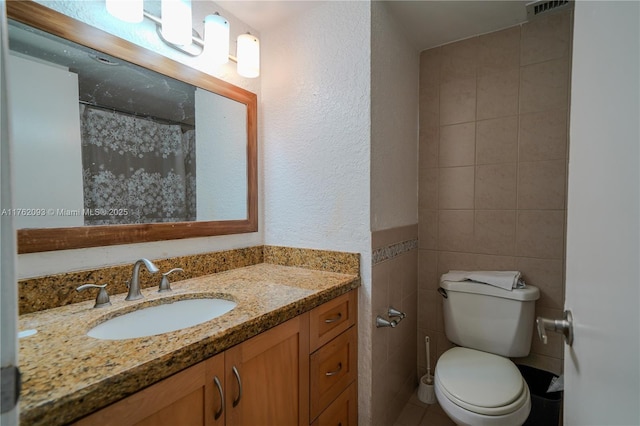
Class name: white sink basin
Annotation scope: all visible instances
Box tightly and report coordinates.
[87,298,237,340]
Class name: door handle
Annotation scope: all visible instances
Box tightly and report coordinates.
[536,310,574,346]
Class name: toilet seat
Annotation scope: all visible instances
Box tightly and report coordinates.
[435,347,529,416]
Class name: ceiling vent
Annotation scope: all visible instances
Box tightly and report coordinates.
[526,0,572,19]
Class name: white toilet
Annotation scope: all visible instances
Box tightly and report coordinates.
[435,279,540,426]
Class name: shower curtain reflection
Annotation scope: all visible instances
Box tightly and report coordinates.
[80,104,196,224]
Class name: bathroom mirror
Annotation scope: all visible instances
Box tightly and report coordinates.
[7,1,257,254]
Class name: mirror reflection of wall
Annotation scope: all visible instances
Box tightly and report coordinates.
[7,18,248,228]
[8,53,85,229]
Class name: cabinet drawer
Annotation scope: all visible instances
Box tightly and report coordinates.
[311,382,357,426]
[310,326,357,421]
[309,290,357,352]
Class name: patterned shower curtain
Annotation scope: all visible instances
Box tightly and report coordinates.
[80,104,196,225]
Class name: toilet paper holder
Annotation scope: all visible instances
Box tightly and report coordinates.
[536,310,574,346]
[376,307,407,328]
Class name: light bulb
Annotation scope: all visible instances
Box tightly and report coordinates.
[237,34,260,78]
[203,14,230,65]
[106,0,143,23]
[161,0,193,46]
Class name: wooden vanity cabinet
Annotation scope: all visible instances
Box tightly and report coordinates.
[72,352,225,426]
[72,315,307,426]
[72,290,357,426]
[224,314,309,426]
[308,290,358,426]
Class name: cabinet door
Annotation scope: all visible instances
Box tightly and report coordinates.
[72,353,224,426]
[311,382,357,426]
[225,314,310,426]
[205,353,226,426]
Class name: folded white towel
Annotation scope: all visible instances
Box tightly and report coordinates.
[441,270,525,291]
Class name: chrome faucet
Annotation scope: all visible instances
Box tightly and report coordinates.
[125,258,160,301]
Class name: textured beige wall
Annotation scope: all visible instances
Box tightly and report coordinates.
[371,225,419,426]
[418,9,573,377]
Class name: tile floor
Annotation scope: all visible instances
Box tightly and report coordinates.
[393,388,456,426]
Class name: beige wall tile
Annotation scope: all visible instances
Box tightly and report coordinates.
[471,253,517,271]
[516,257,564,309]
[438,166,475,209]
[419,167,438,210]
[521,10,572,66]
[440,77,476,125]
[419,125,439,169]
[438,251,479,277]
[418,11,571,371]
[477,26,521,75]
[518,160,567,210]
[519,109,568,161]
[418,289,439,331]
[516,210,565,259]
[520,58,570,114]
[372,260,391,314]
[372,224,418,249]
[440,37,477,83]
[419,83,439,128]
[439,122,475,167]
[420,47,441,86]
[438,251,517,274]
[477,68,520,120]
[418,249,439,291]
[475,163,517,209]
[438,210,474,252]
[473,210,517,255]
[476,116,518,165]
[399,251,419,300]
[418,210,438,250]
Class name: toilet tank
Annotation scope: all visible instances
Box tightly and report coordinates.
[440,280,540,357]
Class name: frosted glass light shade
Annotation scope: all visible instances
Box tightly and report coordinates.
[106,0,143,23]
[203,14,230,65]
[237,34,260,78]
[161,0,193,46]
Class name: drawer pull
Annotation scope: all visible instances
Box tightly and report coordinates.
[324,313,343,324]
[325,362,343,377]
[232,366,243,407]
[213,376,224,420]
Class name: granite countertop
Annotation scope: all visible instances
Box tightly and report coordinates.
[18,263,360,426]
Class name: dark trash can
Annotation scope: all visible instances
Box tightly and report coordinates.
[517,364,563,426]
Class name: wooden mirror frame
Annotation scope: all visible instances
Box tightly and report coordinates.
[8,1,258,254]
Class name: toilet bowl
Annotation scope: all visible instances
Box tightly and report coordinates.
[434,347,531,426]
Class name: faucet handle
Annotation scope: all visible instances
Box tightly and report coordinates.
[158,268,184,293]
[76,284,111,308]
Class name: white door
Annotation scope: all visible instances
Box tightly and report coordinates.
[565,1,639,425]
[1,1,20,425]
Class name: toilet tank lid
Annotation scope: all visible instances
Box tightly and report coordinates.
[441,280,540,301]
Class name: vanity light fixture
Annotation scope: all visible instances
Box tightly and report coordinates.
[106,0,143,23]
[105,0,259,78]
[203,14,230,65]
[160,0,193,46]
[237,33,260,78]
